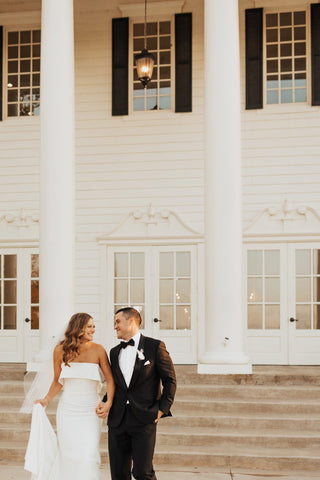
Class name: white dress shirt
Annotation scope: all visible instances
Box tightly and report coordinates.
[119,332,141,387]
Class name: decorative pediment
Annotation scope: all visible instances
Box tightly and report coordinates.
[244,200,320,237]
[98,204,202,244]
[0,209,39,241]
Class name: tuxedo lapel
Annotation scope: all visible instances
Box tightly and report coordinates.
[112,344,127,390]
[128,334,146,389]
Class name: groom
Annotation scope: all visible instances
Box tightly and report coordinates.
[96,307,176,480]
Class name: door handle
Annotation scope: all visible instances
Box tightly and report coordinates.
[25,317,32,323]
[153,318,162,323]
[289,317,298,322]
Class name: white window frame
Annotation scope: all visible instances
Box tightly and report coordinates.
[263,4,312,110]
[129,14,176,115]
[3,24,41,121]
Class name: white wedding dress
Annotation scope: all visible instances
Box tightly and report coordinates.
[25,362,103,480]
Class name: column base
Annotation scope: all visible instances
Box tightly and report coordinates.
[197,363,252,375]
[198,351,252,374]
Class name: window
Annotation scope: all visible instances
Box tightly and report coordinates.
[247,249,281,329]
[30,254,39,329]
[6,29,41,117]
[0,255,17,330]
[265,11,307,104]
[133,20,171,111]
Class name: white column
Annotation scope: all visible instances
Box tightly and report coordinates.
[198,0,251,374]
[38,0,75,357]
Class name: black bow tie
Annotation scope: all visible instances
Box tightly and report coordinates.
[120,338,135,349]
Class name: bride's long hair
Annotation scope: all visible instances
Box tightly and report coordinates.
[60,312,92,365]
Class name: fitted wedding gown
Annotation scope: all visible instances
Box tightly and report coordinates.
[25,362,102,480]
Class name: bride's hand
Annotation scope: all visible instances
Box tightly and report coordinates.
[96,400,111,419]
[34,398,49,408]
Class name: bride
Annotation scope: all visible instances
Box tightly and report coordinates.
[24,312,115,480]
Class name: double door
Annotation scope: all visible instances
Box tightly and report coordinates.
[106,245,197,364]
[245,243,320,364]
[0,249,39,362]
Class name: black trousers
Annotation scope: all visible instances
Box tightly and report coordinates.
[108,405,157,480]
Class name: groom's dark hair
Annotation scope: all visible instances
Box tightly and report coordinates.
[116,307,142,326]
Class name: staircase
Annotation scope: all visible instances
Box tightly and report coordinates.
[1,364,320,473]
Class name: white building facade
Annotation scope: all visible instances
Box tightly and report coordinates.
[0,0,320,372]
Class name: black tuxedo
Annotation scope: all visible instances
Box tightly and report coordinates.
[104,334,176,480]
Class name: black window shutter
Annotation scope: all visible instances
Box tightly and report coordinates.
[112,18,129,116]
[175,13,192,113]
[311,4,320,106]
[245,8,263,109]
[0,26,3,121]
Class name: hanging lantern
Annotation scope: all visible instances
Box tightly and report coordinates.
[135,49,155,87]
[135,0,154,87]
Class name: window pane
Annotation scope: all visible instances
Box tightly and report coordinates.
[313,250,320,274]
[114,279,128,303]
[8,31,19,44]
[160,279,174,303]
[4,255,16,278]
[265,305,280,329]
[114,253,128,277]
[296,304,311,329]
[247,278,262,302]
[280,12,292,26]
[176,305,191,330]
[159,96,171,110]
[8,60,18,73]
[313,304,320,329]
[294,27,305,41]
[281,89,293,103]
[267,29,278,42]
[159,22,170,34]
[248,304,263,329]
[147,22,157,35]
[130,279,144,303]
[133,23,144,36]
[294,11,306,25]
[146,97,157,110]
[160,305,174,329]
[266,14,278,27]
[176,252,190,277]
[133,97,144,111]
[31,280,39,303]
[31,306,39,330]
[280,43,291,57]
[160,252,173,277]
[267,90,279,104]
[294,43,306,56]
[31,254,39,277]
[20,31,31,43]
[295,88,306,102]
[176,279,190,303]
[247,251,262,275]
[267,60,278,73]
[4,306,16,330]
[296,250,310,275]
[265,250,280,275]
[280,28,292,42]
[130,253,144,278]
[265,278,280,302]
[296,277,311,302]
[4,281,16,303]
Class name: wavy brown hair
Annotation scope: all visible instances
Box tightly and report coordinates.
[60,312,92,366]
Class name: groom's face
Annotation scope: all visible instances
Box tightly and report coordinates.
[114,312,132,340]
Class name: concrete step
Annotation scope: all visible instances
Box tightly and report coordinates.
[177,384,320,401]
[2,423,320,451]
[0,364,26,381]
[175,365,320,386]
[3,440,320,472]
[173,398,320,416]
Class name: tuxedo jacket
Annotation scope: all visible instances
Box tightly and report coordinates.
[104,334,176,427]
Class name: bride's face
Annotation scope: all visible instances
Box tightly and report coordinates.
[82,318,95,342]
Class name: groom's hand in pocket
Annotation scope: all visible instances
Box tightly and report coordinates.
[154,410,164,423]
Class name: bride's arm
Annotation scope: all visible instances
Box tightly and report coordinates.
[35,345,63,408]
[96,345,115,418]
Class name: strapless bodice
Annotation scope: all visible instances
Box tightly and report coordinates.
[59,362,102,396]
